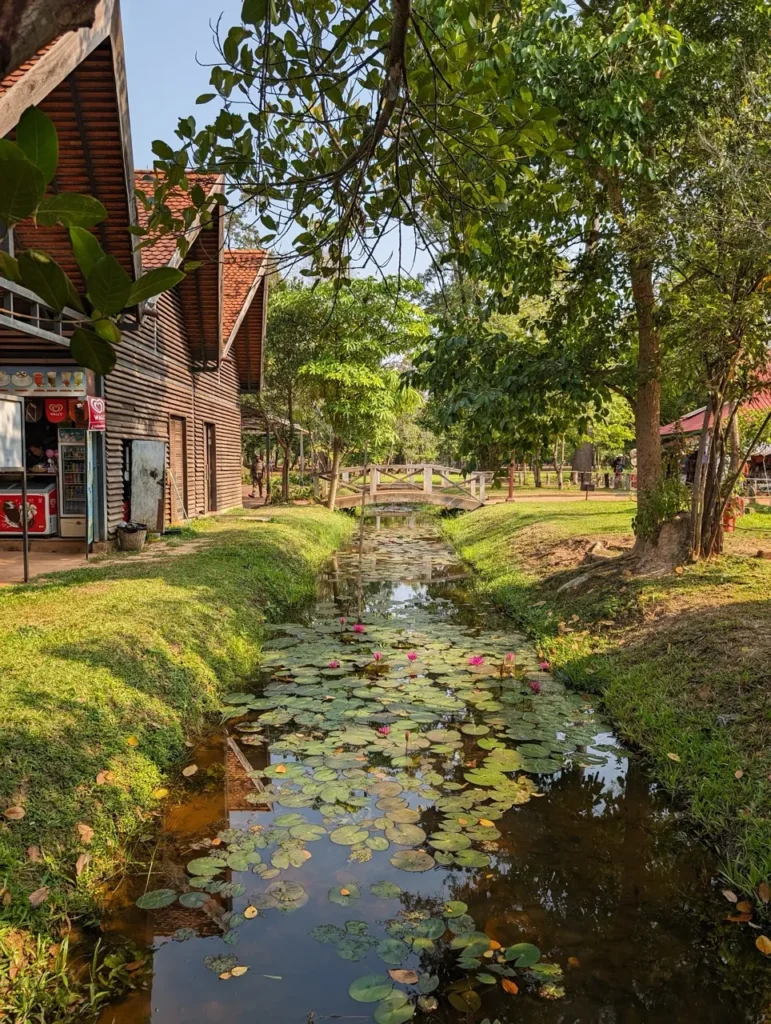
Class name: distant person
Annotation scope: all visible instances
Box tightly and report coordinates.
[250,455,265,498]
[613,456,624,489]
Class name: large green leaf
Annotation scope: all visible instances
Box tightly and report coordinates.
[69,328,117,375]
[15,107,58,183]
[348,974,393,1003]
[135,888,177,910]
[0,142,45,224]
[0,252,21,284]
[69,228,106,280]
[37,193,107,229]
[87,256,133,315]
[17,249,83,312]
[128,267,184,306]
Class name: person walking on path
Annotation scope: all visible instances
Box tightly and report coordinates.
[250,455,265,498]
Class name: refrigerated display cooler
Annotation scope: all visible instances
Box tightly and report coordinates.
[58,427,87,537]
[0,480,58,535]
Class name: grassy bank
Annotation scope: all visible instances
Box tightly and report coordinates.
[0,507,353,1017]
[443,500,771,897]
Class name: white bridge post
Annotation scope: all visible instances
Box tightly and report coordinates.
[369,465,377,499]
[478,473,486,503]
[423,464,433,495]
[313,474,320,500]
[469,476,476,497]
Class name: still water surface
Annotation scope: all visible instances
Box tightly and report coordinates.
[100,513,768,1023]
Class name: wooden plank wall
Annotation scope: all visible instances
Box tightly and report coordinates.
[104,289,242,534]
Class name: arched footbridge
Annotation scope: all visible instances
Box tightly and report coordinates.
[313,464,488,511]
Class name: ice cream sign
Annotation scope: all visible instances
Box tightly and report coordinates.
[0,367,88,396]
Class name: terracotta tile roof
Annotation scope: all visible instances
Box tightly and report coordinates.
[223,249,267,342]
[661,390,771,436]
[134,170,222,270]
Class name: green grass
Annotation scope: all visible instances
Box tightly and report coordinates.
[0,507,353,1017]
[443,500,771,898]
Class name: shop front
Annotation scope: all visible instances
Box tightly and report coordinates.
[0,365,107,580]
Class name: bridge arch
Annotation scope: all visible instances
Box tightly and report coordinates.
[312,464,486,511]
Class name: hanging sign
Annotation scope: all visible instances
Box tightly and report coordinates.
[45,399,68,423]
[87,397,106,431]
[69,399,89,427]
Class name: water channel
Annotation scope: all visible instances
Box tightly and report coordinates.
[100,512,768,1023]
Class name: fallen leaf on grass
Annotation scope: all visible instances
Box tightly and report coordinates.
[734,770,744,780]
[502,979,519,995]
[182,765,198,778]
[95,771,114,786]
[758,882,770,904]
[388,969,418,984]
[736,901,753,914]
[3,806,25,820]
[726,913,752,923]
[755,935,771,956]
[152,789,169,800]
[28,887,50,908]
[27,845,43,863]
[77,823,94,844]
[75,853,90,877]
[722,889,738,903]
[126,736,139,747]
[666,753,680,763]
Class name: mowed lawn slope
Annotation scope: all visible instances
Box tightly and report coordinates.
[444,500,771,895]
[0,508,353,931]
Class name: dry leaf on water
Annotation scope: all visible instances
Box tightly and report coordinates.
[231,966,249,977]
[75,853,90,877]
[77,823,94,844]
[182,765,198,778]
[274,764,287,774]
[3,806,25,820]
[28,887,50,908]
[755,935,771,956]
[388,969,418,984]
[243,906,258,919]
[502,979,519,995]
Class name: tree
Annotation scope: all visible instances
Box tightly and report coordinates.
[0,108,184,372]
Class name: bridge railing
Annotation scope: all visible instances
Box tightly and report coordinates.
[312,463,487,505]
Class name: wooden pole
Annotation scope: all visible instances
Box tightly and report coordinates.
[507,460,515,501]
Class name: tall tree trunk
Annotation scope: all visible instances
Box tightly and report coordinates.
[280,439,291,501]
[287,388,295,502]
[554,436,565,490]
[532,444,542,488]
[327,437,342,510]
[629,258,662,506]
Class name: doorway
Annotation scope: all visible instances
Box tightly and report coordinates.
[204,423,217,512]
[169,416,187,523]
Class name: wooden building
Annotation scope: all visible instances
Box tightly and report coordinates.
[0,0,267,554]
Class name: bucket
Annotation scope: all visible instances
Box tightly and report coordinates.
[117,523,147,552]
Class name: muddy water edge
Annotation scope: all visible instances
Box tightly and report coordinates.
[99,511,769,1024]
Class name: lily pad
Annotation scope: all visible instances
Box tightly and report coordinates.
[376,938,411,965]
[330,825,370,846]
[349,974,394,1003]
[310,924,346,944]
[203,953,238,974]
[136,888,177,910]
[370,881,402,899]
[384,823,426,847]
[374,993,414,1024]
[178,891,209,909]
[267,880,306,903]
[187,856,226,876]
[443,900,468,918]
[504,942,541,967]
[390,849,435,873]
[328,884,361,906]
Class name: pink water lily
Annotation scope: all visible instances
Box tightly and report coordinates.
[407,651,418,661]
[328,659,340,669]
[539,660,550,671]
[372,651,383,662]
[353,623,366,634]
[505,652,515,663]
[467,655,485,667]
[377,725,391,736]
[529,680,542,694]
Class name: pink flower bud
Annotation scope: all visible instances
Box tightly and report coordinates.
[377,725,391,736]
[353,623,365,634]
[407,651,418,661]
[529,680,542,694]
[539,660,550,671]
[373,651,383,662]
[328,659,340,669]
[505,652,515,663]
[339,616,347,625]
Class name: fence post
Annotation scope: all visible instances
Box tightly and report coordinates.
[342,470,349,483]
[423,465,433,495]
[478,474,486,503]
[313,474,320,500]
[469,476,477,497]
[369,465,377,499]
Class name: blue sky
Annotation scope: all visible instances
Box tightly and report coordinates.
[122,0,428,276]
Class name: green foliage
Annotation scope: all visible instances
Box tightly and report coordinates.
[632,478,691,541]
[0,107,185,373]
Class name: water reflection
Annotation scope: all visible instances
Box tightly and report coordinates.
[99,513,770,1024]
